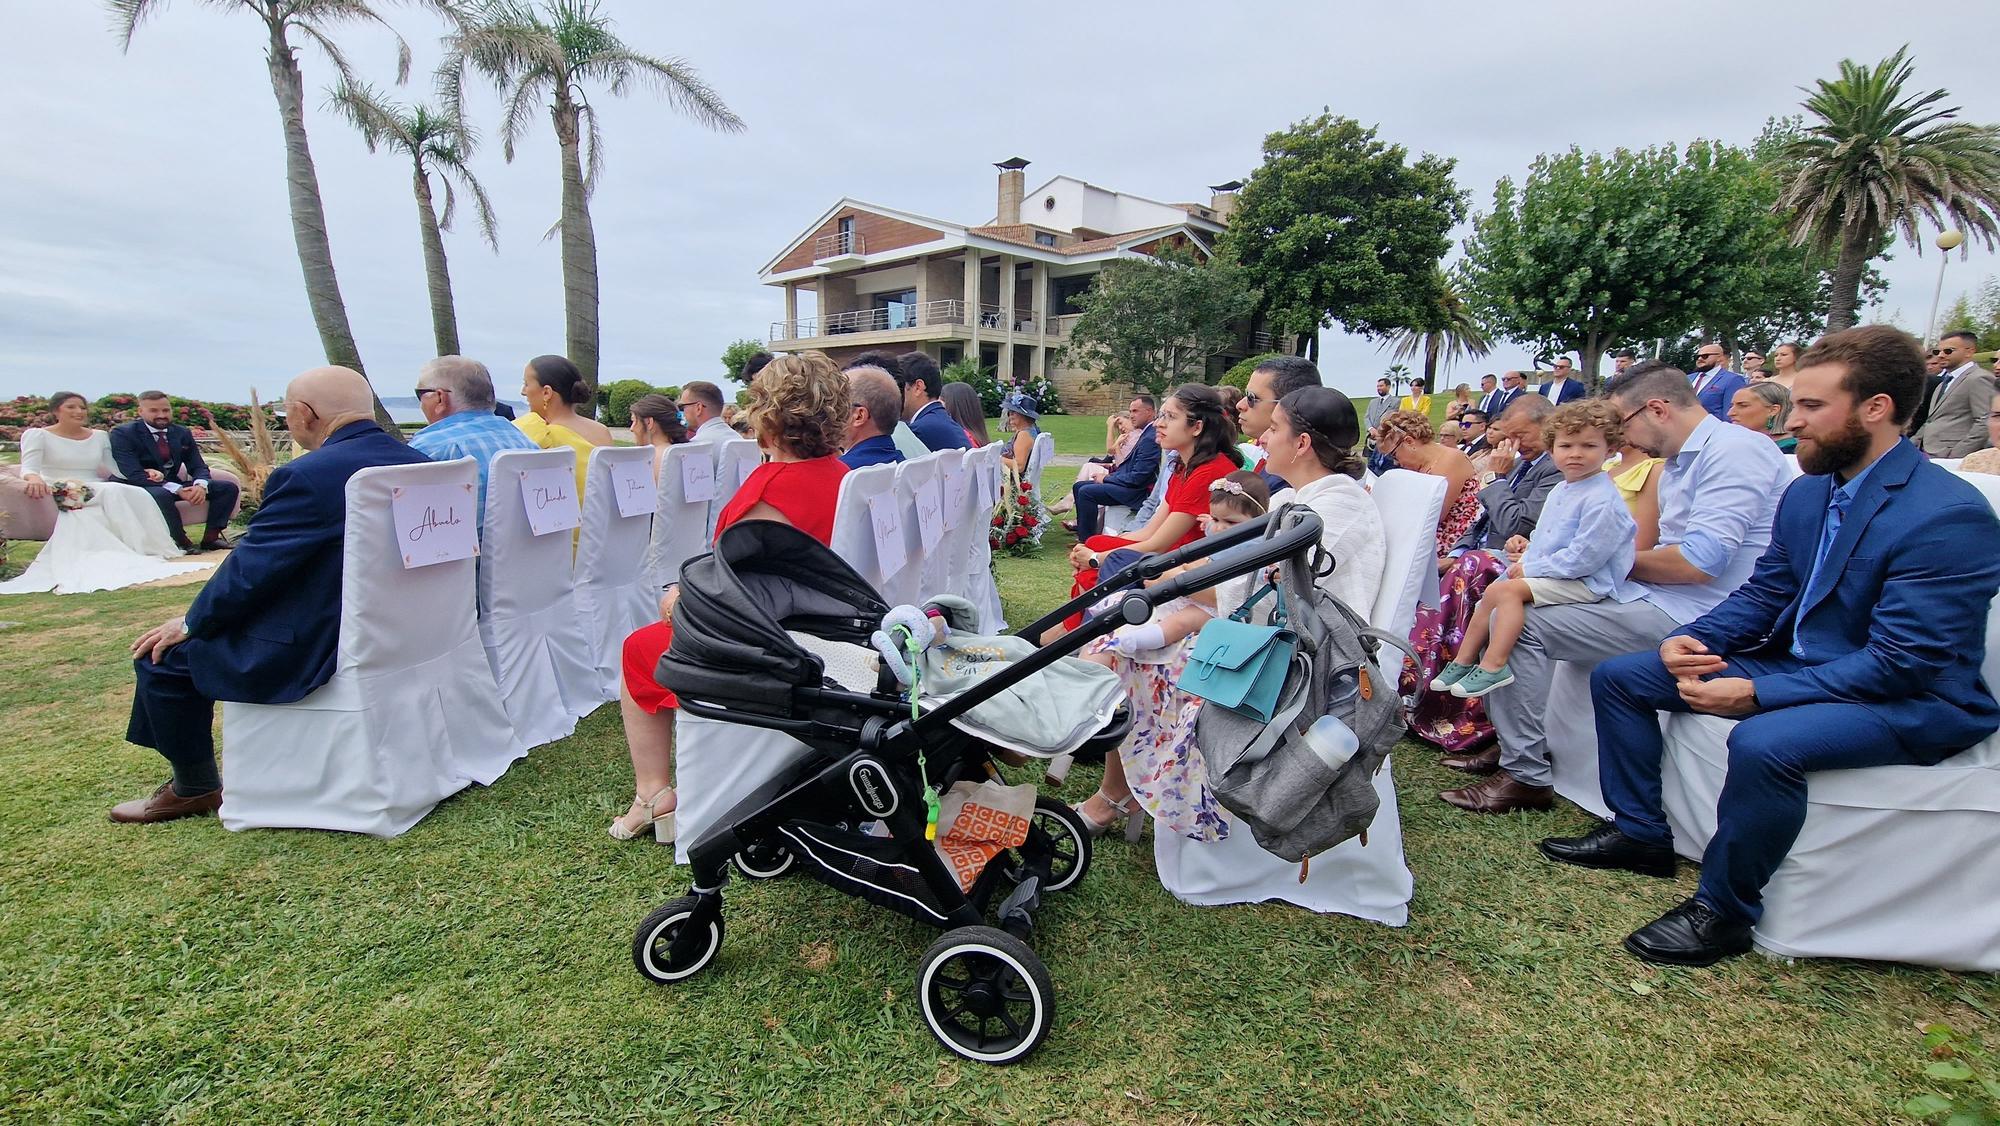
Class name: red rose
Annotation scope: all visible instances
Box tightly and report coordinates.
[1023,517,1038,528]
[991,515,1005,527]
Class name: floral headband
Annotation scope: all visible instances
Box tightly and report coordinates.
[1209,477,1267,514]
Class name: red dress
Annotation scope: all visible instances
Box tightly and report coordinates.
[1068,453,1238,620]
[621,455,847,713]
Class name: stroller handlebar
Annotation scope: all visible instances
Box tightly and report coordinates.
[900,507,1324,741]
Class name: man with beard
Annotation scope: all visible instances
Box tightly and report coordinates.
[1542,326,2000,966]
[1689,342,1747,421]
[1441,360,1787,811]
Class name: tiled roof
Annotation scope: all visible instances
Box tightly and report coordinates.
[963,223,1183,256]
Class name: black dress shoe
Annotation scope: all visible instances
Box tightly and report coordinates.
[1623,897,1754,967]
[1538,822,1677,878]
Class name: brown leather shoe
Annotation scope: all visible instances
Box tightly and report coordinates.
[110,782,222,824]
[1440,773,1553,814]
[1440,745,1501,774]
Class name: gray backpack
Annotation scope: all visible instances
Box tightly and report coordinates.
[1193,504,1413,863]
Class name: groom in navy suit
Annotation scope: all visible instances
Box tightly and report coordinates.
[110,391,239,551]
[1541,325,2000,965]
[114,367,430,824]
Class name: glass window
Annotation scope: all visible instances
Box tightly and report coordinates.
[1034,232,1057,247]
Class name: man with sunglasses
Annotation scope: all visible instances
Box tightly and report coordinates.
[1916,331,1995,458]
[1688,342,1745,421]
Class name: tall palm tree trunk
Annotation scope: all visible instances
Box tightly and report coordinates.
[553,96,601,403]
[261,19,396,431]
[412,162,460,357]
[1826,224,1874,332]
[1422,333,1440,387]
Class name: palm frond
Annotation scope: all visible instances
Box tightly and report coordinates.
[108,0,245,51]
[578,97,603,199]
[428,141,500,250]
[288,20,363,91]
[286,0,414,84]
[575,45,744,133]
[498,71,553,161]
[433,166,457,232]
[324,79,414,154]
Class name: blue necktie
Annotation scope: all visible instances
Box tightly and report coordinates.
[1792,488,1852,658]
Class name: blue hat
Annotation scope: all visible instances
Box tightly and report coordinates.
[1003,392,1040,420]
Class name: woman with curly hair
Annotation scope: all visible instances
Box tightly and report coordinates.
[609,351,851,844]
[1376,408,1479,553]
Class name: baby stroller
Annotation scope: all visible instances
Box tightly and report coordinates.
[630,514,1325,1064]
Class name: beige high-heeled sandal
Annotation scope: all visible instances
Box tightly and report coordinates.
[609,787,676,843]
[1072,791,1134,838]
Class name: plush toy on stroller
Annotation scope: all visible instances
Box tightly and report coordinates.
[630,516,1323,1064]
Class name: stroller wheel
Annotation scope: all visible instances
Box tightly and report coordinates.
[732,842,795,881]
[916,926,1054,1066]
[1009,796,1091,894]
[632,896,723,985]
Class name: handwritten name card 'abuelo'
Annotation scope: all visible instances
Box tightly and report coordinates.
[609,455,659,518]
[517,466,581,536]
[868,490,907,580]
[392,483,478,569]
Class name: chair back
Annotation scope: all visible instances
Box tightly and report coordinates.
[480,448,576,617]
[707,439,763,538]
[829,462,902,598]
[338,457,485,673]
[575,445,660,697]
[922,448,966,602]
[1025,431,1056,497]
[478,447,600,748]
[962,443,1007,630]
[1365,470,1448,638]
[646,444,716,588]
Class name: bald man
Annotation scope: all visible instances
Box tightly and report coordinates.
[840,366,907,469]
[114,367,432,824]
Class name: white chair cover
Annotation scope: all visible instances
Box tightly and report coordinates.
[1543,468,2000,969]
[1024,431,1055,499]
[220,458,522,837]
[938,448,979,605]
[829,462,903,599]
[1151,469,1434,926]
[574,446,659,700]
[705,439,763,540]
[643,444,713,590]
[915,449,962,602]
[963,444,1007,632]
[478,448,603,751]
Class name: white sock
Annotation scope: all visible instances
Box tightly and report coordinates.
[1114,623,1168,654]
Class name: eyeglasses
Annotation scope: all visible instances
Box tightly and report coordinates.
[1695,351,1723,360]
[415,387,446,398]
[674,401,696,411]
[1241,392,1265,408]
[1620,400,1659,428]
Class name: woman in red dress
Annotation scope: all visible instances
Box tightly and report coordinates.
[1063,383,1245,618]
[609,352,850,843]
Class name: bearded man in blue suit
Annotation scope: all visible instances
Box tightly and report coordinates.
[113,367,432,824]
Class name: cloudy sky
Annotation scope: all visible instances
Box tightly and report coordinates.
[5,0,1996,405]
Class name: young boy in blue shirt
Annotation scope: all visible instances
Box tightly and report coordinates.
[1432,399,1639,698]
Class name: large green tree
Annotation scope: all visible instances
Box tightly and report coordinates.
[720,338,764,381]
[1220,111,1466,360]
[440,0,744,397]
[1461,142,1769,380]
[1777,46,2000,332]
[328,81,498,357]
[1061,245,1255,397]
[1384,267,1491,389]
[110,0,430,429]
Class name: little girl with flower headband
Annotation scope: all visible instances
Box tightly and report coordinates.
[1099,470,1270,660]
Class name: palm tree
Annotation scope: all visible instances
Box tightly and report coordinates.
[328,82,498,356]
[109,0,436,430]
[439,0,744,398]
[1385,269,1493,389]
[1777,46,2000,331]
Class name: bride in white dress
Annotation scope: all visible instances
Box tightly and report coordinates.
[0,394,215,595]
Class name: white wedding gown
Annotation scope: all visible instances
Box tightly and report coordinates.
[0,429,215,595]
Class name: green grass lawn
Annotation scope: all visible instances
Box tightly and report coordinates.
[2,467,1995,1123]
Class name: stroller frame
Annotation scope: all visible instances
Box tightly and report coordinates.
[631,509,1326,1064]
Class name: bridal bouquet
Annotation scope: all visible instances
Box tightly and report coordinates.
[49,480,95,511]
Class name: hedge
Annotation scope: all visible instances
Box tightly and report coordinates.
[0,394,273,439]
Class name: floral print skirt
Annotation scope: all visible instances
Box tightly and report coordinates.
[1399,550,1505,753]
[1082,635,1230,842]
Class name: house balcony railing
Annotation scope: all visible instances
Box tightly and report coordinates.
[977,304,1038,334]
[813,231,866,260]
[769,299,1066,343]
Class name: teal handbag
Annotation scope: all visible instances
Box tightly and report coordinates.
[1177,581,1297,723]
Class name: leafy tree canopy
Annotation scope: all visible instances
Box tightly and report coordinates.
[720,338,765,382]
[1060,244,1255,397]
[1221,111,1466,347]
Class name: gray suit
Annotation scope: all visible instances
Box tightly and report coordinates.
[1918,364,1996,458]
[1363,394,1395,435]
[1452,453,1563,553]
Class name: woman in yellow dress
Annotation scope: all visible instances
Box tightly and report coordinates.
[516,354,616,494]
[1398,377,1433,418]
[1605,442,1664,551]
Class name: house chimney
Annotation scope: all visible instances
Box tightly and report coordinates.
[1207,180,1243,223]
[995,157,1029,225]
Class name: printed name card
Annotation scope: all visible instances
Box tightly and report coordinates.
[868,491,907,579]
[679,453,716,504]
[943,470,967,531]
[517,466,580,536]
[392,482,478,569]
[610,455,659,518]
[916,476,946,552]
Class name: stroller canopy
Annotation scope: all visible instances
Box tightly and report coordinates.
[662,522,890,715]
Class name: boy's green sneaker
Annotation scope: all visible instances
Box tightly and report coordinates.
[1452,663,1517,699]
[1429,661,1476,692]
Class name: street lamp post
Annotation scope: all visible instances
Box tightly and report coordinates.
[1927,229,1967,346]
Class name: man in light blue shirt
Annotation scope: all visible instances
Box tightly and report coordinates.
[408,356,539,526]
[1442,361,1787,813]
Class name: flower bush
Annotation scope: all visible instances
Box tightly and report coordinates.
[989,468,1046,557]
[0,394,272,432]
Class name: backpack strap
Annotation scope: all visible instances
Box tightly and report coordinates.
[1230,653,1314,768]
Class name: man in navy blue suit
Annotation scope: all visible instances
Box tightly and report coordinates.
[1688,341,1747,420]
[895,352,971,452]
[1069,393,1162,538]
[114,367,432,824]
[110,391,240,551]
[839,366,906,470]
[1541,326,2000,965]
